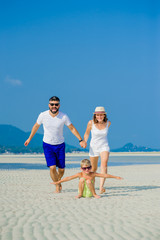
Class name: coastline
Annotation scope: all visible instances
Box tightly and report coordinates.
[66,151,160,157]
[1,151,160,158]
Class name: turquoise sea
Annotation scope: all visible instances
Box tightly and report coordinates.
[0,154,160,170]
[66,155,160,168]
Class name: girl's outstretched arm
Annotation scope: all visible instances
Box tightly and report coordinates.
[50,172,81,185]
[94,172,123,180]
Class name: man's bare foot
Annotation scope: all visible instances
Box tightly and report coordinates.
[100,188,106,194]
[93,194,101,199]
[75,194,82,199]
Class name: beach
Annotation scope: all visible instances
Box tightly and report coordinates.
[0,155,160,240]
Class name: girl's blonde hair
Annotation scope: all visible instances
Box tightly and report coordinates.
[80,159,91,168]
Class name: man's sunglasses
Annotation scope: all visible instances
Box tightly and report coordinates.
[81,166,92,171]
[49,103,59,106]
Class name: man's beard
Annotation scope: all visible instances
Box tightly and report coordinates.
[49,107,59,114]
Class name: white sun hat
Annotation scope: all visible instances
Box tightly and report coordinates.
[94,106,107,114]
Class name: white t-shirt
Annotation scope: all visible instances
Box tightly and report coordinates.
[37,110,71,145]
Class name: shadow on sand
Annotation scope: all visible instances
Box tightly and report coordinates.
[99,185,160,198]
[56,185,160,197]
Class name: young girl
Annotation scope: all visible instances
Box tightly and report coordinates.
[51,159,123,199]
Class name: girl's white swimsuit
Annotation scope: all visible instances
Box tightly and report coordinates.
[89,121,110,157]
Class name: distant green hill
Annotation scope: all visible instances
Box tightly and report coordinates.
[0,124,42,147]
[112,143,159,152]
[0,124,85,154]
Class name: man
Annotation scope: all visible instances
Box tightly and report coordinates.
[24,96,86,193]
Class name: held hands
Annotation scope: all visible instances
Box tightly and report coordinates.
[79,140,87,148]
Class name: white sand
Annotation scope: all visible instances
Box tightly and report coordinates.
[0,155,160,240]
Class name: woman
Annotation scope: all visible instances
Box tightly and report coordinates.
[84,106,111,194]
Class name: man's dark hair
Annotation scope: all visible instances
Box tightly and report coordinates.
[49,96,60,102]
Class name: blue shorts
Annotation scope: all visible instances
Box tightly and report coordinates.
[43,142,65,168]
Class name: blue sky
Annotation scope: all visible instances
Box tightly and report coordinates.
[0,0,160,149]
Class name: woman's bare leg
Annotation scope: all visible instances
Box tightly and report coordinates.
[100,151,109,194]
[90,156,99,187]
[90,156,99,172]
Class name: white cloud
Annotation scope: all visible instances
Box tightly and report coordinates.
[5,76,22,86]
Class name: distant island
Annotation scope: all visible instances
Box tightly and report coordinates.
[0,124,159,154]
[112,142,159,152]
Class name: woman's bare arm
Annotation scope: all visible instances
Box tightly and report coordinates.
[84,120,92,142]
